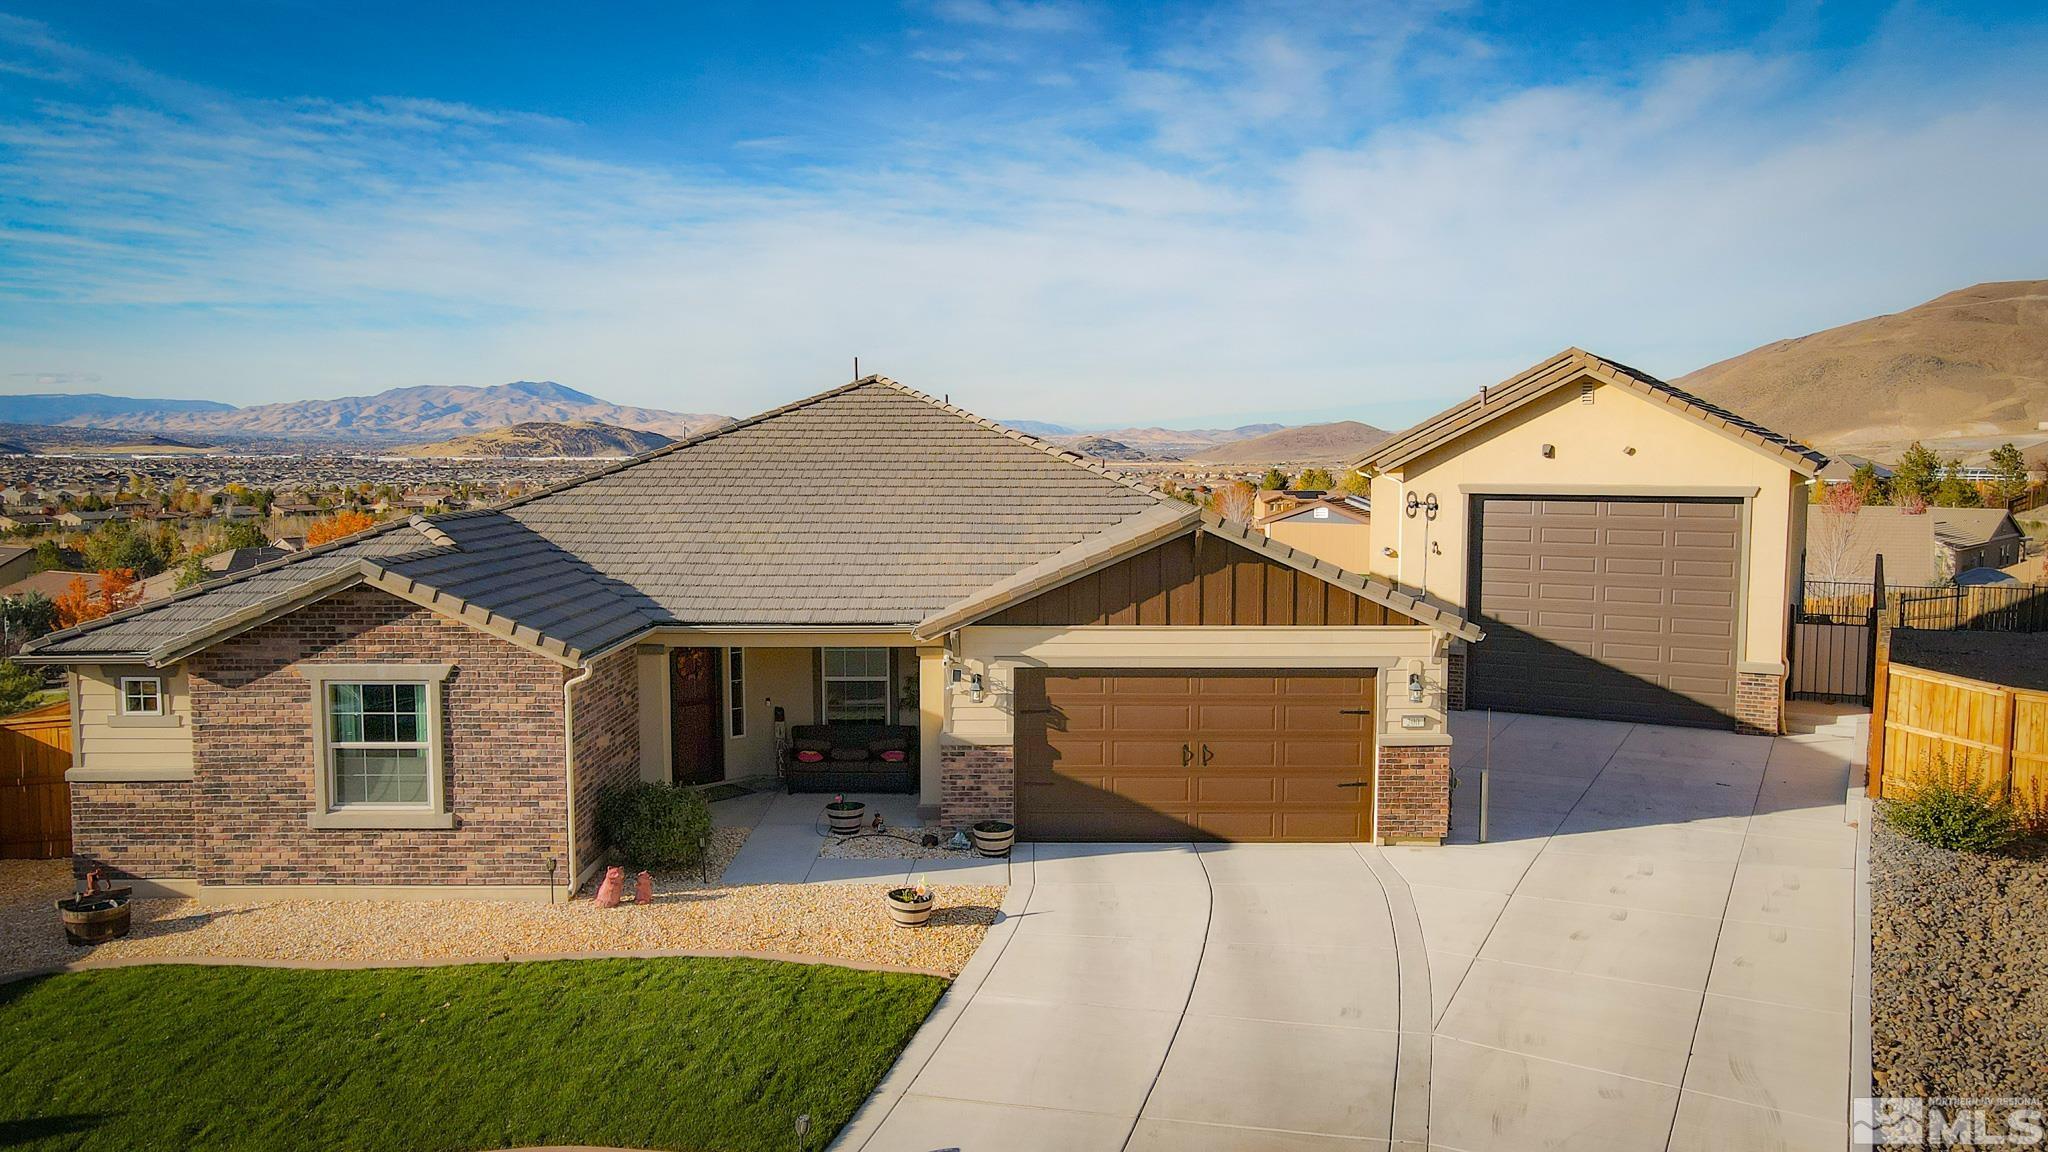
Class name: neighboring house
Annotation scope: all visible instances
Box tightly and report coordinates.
[1806,505,2026,584]
[1,570,102,602]
[0,544,36,588]
[1815,453,1894,486]
[1931,507,2024,573]
[1357,348,1827,735]
[137,546,292,602]
[0,513,53,532]
[23,378,1478,900]
[55,509,125,528]
[1257,495,1372,574]
[271,535,308,553]
[1806,505,1941,586]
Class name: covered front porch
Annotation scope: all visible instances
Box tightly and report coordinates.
[630,632,948,810]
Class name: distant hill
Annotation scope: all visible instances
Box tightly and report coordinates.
[1189,421,1392,466]
[1069,436,1148,462]
[1000,419,1286,459]
[5,380,731,443]
[0,423,206,453]
[0,394,235,425]
[391,421,675,459]
[1678,281,2048,453]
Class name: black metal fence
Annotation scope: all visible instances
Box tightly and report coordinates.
[1894,583,2048,632]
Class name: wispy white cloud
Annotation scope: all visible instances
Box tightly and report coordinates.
[0,8,2043,427]
[930,0,1088,34]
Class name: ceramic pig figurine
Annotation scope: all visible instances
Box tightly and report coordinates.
[634,871,653,905]
[595,865,625,908]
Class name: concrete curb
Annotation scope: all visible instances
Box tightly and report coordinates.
[829,844,1036,1151]
[1358,842,1433,1152]
[1849,782,1875,1151]
[0,946,954,988]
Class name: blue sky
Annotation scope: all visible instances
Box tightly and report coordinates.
[2,2,2045,428]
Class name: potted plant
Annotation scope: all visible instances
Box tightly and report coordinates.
[55,869,132,946]
[825,795,867,835]
[886,877,933,928]
[970,819,1015,857]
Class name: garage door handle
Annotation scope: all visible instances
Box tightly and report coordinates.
[1337,781,1370,788]
[1181,743,1193,767]
[1201,743,1214,766]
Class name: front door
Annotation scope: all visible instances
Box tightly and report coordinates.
[670,647,725,785]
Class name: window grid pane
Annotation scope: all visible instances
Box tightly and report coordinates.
[821,648,890,723]
[327,681,430,809]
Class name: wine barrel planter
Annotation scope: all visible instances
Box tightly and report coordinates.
[886,887,934,928]
[55,892,132,946]
[825,800,867,836]
[970,820,1016,858]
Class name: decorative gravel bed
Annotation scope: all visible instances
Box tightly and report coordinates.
[2,824,1002,981]
[1871,814,2048,1097]
[819,825,981,861]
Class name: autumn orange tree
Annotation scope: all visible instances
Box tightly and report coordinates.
[305,509,378,547]
[53,569,141,629]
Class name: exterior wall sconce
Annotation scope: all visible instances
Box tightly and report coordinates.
[969,673,985,703]
[1541,444,1555,458]
[1407,672,1424,703]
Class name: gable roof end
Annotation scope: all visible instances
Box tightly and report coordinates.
[1357,348,1830,477]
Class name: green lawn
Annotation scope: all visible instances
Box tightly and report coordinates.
[0,958,945,1152]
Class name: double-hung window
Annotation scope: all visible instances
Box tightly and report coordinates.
[306,664,454,829]
[822,647,889,723]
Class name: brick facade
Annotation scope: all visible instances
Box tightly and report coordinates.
[1376,744,1450,844]
[939,742,1014,826]
[1734,670,1784,737]
[569,646,641,877]
[68,584,613,889]
[1446,648,1467,711]
[71,779,197,882]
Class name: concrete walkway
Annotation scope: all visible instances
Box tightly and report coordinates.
[836,841,1431,1152]
[715,789,1015,886]
[1385,712,1859,1152]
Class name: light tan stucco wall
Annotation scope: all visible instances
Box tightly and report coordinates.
[1366,381,1808,669]
[1264,516,1374,574]
[70,664,194,781]
[724,646,817,779]
[948,625,1449,747]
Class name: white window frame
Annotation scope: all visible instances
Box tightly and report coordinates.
[119,676,163,717]
[727,648,745,738]
[303,663,455,830]
[821,647,890,724]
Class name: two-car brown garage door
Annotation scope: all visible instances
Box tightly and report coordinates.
[1468,496,1742,728]
[1014,670,1375,842]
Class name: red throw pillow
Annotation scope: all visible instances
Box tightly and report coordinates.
[794,749,825,763]
[879,749,908,763]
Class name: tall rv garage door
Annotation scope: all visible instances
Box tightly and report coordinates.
[1014,670,1376,842]
[1468,496,1742,728]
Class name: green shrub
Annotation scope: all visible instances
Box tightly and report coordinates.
[1883,754,2020,854]
[597,783,712,869]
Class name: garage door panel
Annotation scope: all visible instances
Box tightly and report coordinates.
[1471,496,1741,728]
[1016,670,1376,843]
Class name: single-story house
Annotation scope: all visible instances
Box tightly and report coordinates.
[24,378,1479,900]
[1256,494,1372,573]
[1806,504,2026,584]
[55,509,127,528]
[1357,348,1828,734]
[1,569,102,602]
[0,544,36,588]
[137,545,293,602]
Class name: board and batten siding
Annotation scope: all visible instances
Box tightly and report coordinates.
[948,626,1447,748]
[70,664,194,781]
[980,532,1413,629]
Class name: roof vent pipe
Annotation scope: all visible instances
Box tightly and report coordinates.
[1479,386,1489,406]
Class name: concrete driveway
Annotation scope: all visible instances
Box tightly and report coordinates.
[832,711,1860,1152]
[1387,711,1859,1152]
[836,840,1431,1151]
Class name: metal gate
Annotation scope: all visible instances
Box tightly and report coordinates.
[1788,577,1879,704]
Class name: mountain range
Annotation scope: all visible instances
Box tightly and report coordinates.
[0,381,729,443]
[1678,280,2048,455]
[1003,420,1285,460]
[389,421,674,459]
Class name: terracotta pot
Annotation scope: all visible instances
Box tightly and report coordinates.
[55,894,131,946]
[826,801,867,836]
[970,820,1015,858]
[886,888,934,927]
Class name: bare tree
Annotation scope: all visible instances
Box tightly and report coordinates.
[1806,482,1865,582]
[1209,480,1256,522]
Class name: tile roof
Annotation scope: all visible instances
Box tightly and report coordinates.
[1358,348,1831,476]
[26,378,1476,664]
[1929,507,2022,549]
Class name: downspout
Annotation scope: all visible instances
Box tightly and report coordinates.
[561,661,597,903]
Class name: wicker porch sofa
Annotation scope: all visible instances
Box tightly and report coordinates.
[784,722,918,793]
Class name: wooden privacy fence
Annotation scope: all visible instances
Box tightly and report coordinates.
[0,700,72,859]
[1871,663,2048,813]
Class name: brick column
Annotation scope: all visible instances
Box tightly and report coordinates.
[1735,670,1784,736]
[1446,649,1468,711]
[939,742,1013,827]
[1377,743,1449,844]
